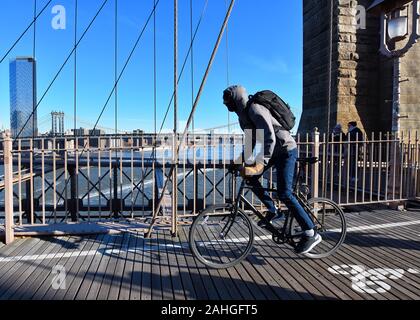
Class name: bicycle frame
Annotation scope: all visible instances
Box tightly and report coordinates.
[223,161,325,245]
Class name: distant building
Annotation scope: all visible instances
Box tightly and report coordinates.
[71,128,89,136]
[10,57,38,138]
[133,129,145,135]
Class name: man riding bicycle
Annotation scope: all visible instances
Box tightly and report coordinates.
[223,85,322,254]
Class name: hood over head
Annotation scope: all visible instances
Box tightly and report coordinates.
[223,85,249,113]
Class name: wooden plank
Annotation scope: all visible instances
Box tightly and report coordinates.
[95,234,126,300]
[10,236,73,300]
[108,233,133,300]
[337,218,420,298]
[117,232,138,300]
[180,228,221,300]
[85,234,122,300]
[162,231,186,300]
[74,233,114,300]
[172,227,205,300]
[206,223,253,300]
[63,234,106,300]
[0,238,49,297]
[41,236,94,300]
[156,230,172,300]
[234,224,315,300]
[51,235,99,300]
[0,238,40,276]
[140,232,152,300]
[193,221,237,300]
[129,233,144,300]
[205,221,263,300]
[0,237,59,299]
[250,223,351,300]
[29,237,83,300]
[178,227,209,300]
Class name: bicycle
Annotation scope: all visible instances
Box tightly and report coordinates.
[189,157,347,269]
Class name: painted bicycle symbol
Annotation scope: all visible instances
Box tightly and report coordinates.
[328,265,419,294]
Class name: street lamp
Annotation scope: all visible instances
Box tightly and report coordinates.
[369,0,419,57]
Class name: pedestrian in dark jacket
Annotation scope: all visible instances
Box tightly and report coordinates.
[347,121,364,181]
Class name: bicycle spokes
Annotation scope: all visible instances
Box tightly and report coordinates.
[189,206,254,269]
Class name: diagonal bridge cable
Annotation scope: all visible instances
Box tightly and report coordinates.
[158,0,209,134]
[0,0,53,64]
[78,0,161,157]
[13,0,110,143]
[146,0,236,238]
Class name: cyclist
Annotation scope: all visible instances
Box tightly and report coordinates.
[223,85,322,254]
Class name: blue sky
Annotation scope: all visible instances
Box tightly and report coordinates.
[0,0,303,134]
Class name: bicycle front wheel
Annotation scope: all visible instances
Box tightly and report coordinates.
[189,205,255,269]
[290,198,347,259]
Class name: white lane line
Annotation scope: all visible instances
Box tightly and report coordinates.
[3,220,420,263]
[0,244,187,263]
[345,220,420,233]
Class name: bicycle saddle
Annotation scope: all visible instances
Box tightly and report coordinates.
[297,157,319,164]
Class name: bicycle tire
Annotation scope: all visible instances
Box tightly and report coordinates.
[290,197,347,259]
[189,204,255,269]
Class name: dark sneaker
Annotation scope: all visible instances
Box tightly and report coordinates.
[295,233,322,254]
[258,211,285,228]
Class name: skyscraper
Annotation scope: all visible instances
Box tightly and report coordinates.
[9,57,38,138]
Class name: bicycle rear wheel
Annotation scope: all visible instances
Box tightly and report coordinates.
[290,198,347,259]
[189,205,254,269]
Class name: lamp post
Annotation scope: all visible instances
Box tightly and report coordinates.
[369,0,419,134]
[369,0,419,204]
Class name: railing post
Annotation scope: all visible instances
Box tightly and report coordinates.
[312,128,320,200]
[3,131,15,244]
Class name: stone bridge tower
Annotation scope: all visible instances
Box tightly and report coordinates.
[299,0,420,135]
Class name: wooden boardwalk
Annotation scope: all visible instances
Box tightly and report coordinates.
[1,206,420,300]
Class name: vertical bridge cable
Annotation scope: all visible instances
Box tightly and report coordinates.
[77,0,161,159]
[158,0,209,134]
[74,0,78,135]
[13,0,110,143]
[172,0,179,236]
[190,0,194,133]
[115,0,118,136]
[145,0,236,238]
[33,0,37,139]
[154,0,157,136]
[225,0,231,133]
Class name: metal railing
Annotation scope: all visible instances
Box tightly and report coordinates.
[1,129,419,243]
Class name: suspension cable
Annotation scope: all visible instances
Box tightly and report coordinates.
[82,0,161,148]
[13,0,110,143]
[225,0,231,133]
[154,0,157,136]
[146,0,236,238]
[0,0,53,64]
[190,0,194,133]
[114,0,118,136]
[158,0,209,134]
[32,0,37,139]
[74,0,78,135]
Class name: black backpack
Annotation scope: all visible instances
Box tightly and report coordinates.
[248,90,296,131]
